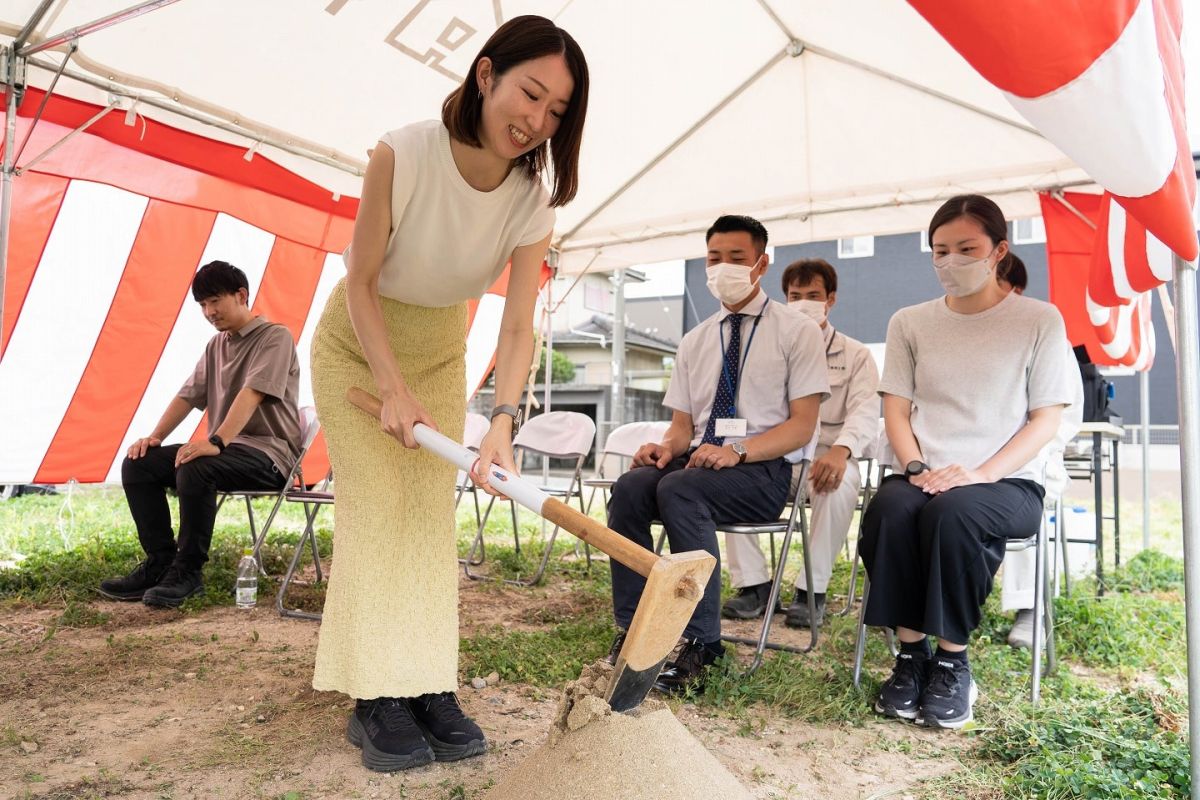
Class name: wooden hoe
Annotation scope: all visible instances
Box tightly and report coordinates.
[347,388,716,712]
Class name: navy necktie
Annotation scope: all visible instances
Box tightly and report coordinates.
[702,313,744,446]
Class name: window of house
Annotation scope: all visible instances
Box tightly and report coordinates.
[837,235,874,259]
[1012,216,1046,244]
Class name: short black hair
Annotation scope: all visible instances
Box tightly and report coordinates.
[705,215,768,256]
[781,258,838,295]
[191,260,249,302]
[997,252,1028,292]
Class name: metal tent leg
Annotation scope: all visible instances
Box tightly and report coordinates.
[1170,254,1200,800]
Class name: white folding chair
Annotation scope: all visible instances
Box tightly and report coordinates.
[464,411,596,586]
[455,412,491,566]
[714,432,821,675]
[216,406,321,566]
[582,420,672,516]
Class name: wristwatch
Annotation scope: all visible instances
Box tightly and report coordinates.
[491,404,522,435]
[904,460,929,477]
[208,434,226,453]
[730,442,748,464]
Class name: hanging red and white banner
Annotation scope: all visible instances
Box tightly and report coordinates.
[910,0,1197,264]
[1041,191,1156,370]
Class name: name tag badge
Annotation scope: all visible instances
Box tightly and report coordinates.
[714,418,748,437]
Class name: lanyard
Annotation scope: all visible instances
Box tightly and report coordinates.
[825,328,837,358]
[718,304,766,417]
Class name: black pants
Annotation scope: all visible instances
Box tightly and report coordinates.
[860,475,1044,645]
[608,454,792,643]
[121,444,284,571]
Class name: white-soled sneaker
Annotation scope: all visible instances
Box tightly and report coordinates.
[873,651,928,721]
[916,658,978,729]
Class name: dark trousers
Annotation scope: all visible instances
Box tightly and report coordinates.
[860,475,1044,645]
[121,444,284,571]
[608,454,792,642]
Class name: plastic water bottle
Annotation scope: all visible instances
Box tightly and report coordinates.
[236,549,258,609]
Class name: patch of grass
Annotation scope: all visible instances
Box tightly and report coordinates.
[1108,549,1185,593]
[698,651,875,725]
[460,617,613,686]
[962,688,1188,799]
[1053,590,1185,674]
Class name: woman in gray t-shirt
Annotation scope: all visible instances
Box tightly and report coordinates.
[861,194,1075,730]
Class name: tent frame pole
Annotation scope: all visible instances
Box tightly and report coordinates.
[0,46,24,360]
[19,0,184,57]
[1140,368,1150,550]
[1172,253,1200,800]
[11,42,74,168]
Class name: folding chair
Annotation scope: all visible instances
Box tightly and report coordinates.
[834,423,885,616]
[275,477,333,621]
[463,411,596,586]
[582,420,672,517]
[715,433,821,675]
[216,406,321,565]
[851,458,1059,704]
[455,412,491,566]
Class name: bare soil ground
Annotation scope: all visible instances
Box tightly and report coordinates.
[1,577,964,800]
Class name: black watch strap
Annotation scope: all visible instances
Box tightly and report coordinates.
[208,434,227,453]
[904,460,928,477]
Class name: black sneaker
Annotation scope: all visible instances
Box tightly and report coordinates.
[653,639,722,695]
[917,658,978,729]
[410,692,486,761]
[721,582,773,620]
[98,556,171,601]
[874,651,928,720]
[605,629,627,665]
[141,564,203,608]
[347,698,434,771]
[784,589,826,629]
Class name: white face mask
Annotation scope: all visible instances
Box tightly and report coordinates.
[932,251,994,297]
[705,262,759,306]
[789,299,828,325]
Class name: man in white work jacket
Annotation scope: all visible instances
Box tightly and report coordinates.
[722,258,880,629]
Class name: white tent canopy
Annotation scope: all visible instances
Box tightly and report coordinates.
[0,0,1091,273]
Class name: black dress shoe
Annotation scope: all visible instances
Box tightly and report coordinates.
[604,629,627,665]
[98,556,172,601]
[721,582,773,620]
[410,692,486,761]
[347,698,435,772]
[653,639,723,695]
[784,589,826,629]
[141,564,203,608]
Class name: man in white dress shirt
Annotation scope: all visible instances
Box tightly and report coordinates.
[605,215,829,693]
[722,258,879,628]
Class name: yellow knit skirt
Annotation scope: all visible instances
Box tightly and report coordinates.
[309,278,466,699]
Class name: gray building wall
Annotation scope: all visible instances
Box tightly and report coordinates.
[684,229,1193,426]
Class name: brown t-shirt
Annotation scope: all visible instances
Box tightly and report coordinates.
[178,316,301,474]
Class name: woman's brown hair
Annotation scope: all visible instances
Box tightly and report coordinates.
[441,15,589,208]
[927,194,1013,273]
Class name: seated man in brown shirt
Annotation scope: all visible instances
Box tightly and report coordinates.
[99,260,302,608]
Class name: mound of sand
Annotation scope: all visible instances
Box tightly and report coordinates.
[484,663,752,800]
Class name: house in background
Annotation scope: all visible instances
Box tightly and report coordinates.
[471,269,683,449]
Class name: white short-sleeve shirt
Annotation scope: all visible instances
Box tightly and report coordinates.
[664,291,830,448]
[368,120,556,307]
